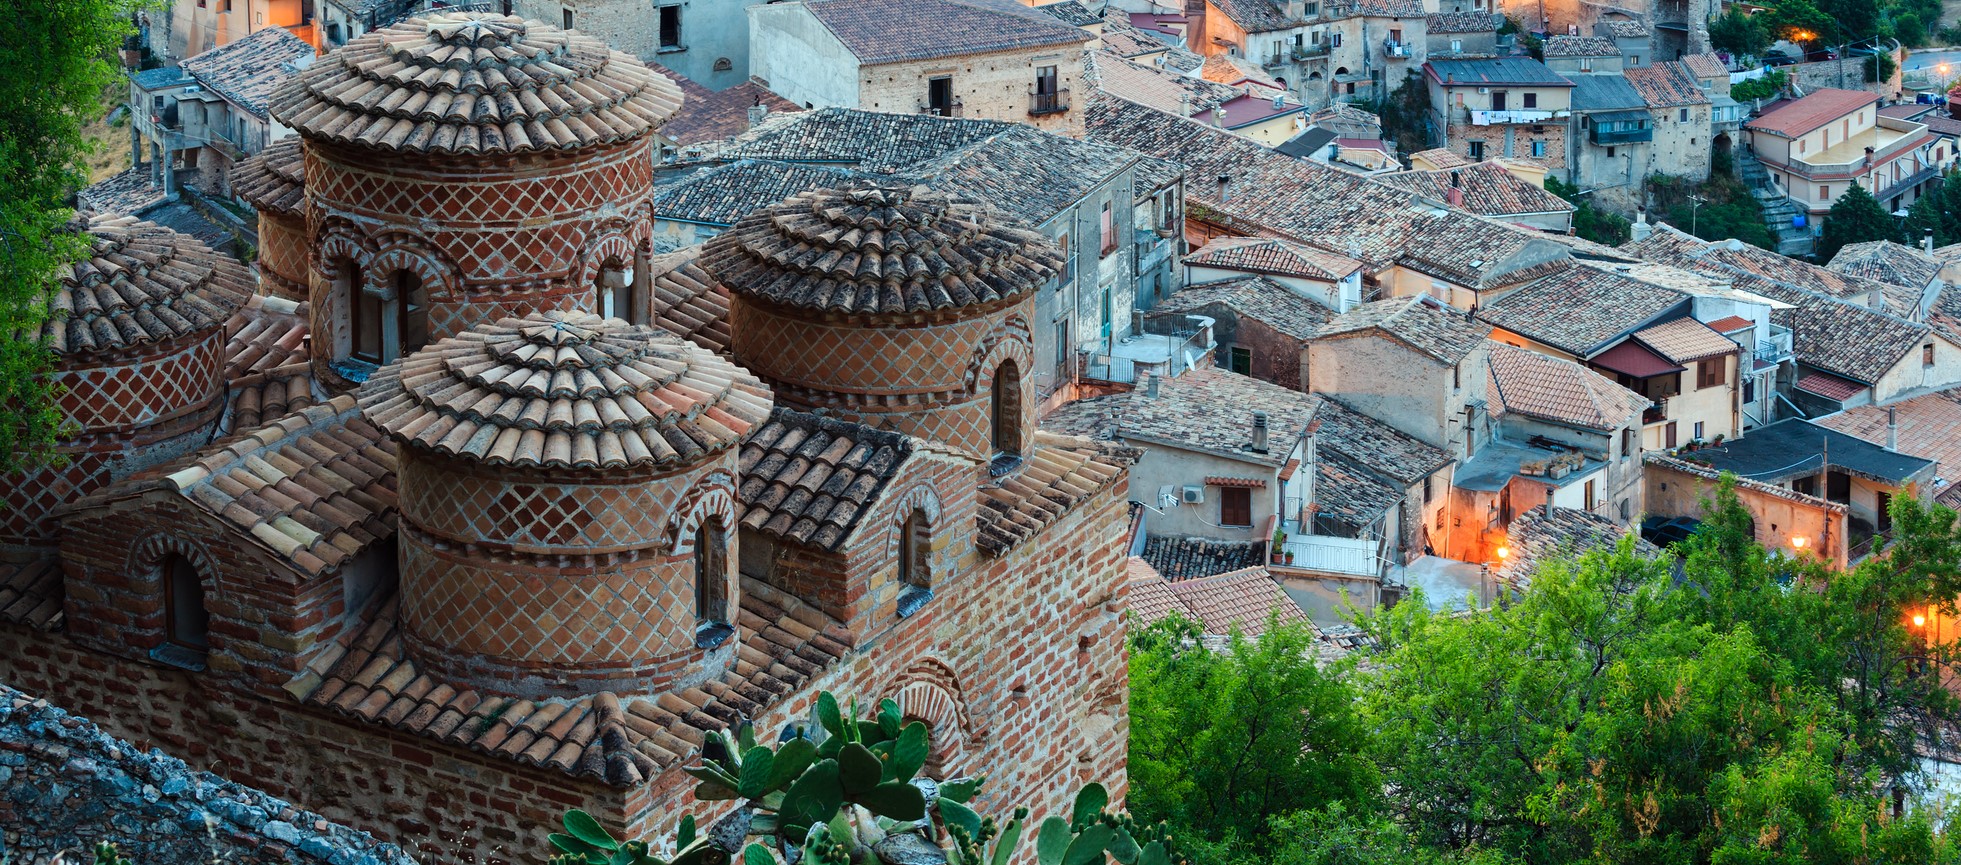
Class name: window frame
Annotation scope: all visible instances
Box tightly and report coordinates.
[1218,486,1253,527]
[694,521,733,646]
[658,3,684,50]
[1098,200,1116,256]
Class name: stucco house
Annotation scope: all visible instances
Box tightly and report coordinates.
[1424,58,1574,168]
[1744,88,1943,232]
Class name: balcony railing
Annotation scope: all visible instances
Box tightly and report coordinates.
[1292,43,1329,60]
[1469,109,1565,125]
[1590,124,1653,144]
[1755,325,1794,365]
[1029,88,1069,116]
[1643,399,1667,424]
[1383,40,1410,58]
[1876,166,1940,202]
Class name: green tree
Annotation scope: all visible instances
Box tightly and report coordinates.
[0,0,135,474]
[1710,6,1772,58]
[1763,0,1837,45]
[1817,182,1899,260]
[1127,616,1376,858]
[1544,176,1631,246]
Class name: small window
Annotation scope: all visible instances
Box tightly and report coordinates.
[1452,363,1461,389]
[1054,318,1072,375]
[563,8,574,29]
[1451,39,1462,51]
[659,5,682,49]
[896,509,932,616]
[1607,146,1616,158]
[165,555,209,652]
[1579,58,1592,71]
[1693,421,1705,441]
[1423,476,1433,504]
[694,522,732,644]
[1523,92,1538,108]
[1229,346,1252,374]
[597,258,633,321]
[1819,185,1831,200]
[1219,487,1252,527]
[1679,108,1688,122]
[1619,498,1631,520]
[1696,357,1725,389]
[1098,201,1115,256]
[1925,343,1936,366]
[1056,233,1073,285]
[1584,479,1596,509]
[1468,140,1486,159]
[1531,140,1546,158]
[1620,428,1633,458]
[991,360,1023,458]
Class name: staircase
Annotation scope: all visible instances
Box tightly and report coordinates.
[1734,150,1815,256]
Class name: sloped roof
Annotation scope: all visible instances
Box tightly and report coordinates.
[1335,0,1426,18]
[1312,455,1403,534]
[1138,567,1309,636]
[1680,51,1727,78]
[1183,236,1362,280]
[1795,371,1866,400]
[737,407,913,552]
[1569,73,1648,112]
[271,14,683,155]
[652,159,873,226]
[804,0,1090,64]
[649,64,802,147]
[43,214,252,358]
[1486,342,1649,431]
[976,432,1137,555]
[1427,12,1496,33]
[1153,276,1336,341]
[182,25,313,118]
[1200,53,1281,89]
[1745,88,1879,137]
[1037,0,1101,26]
[1479,262,1687,356]
[1816,386,1961,491]
[359,312,773,471]
[1497,505,1655,589]
[1315,296,1487,364]
[0,559,63,631]
[700,183,1061,315]
[1624,63,1710,107]
[1409,147,1476,168]
[644,247,732,355]
[1140,536,1267,579]
[1630,316,1737,364]
[1544,35,1619,57]
[1427,58,1572,87]
[1311,397,1453,485]
[1826,240,1941,291]
[230,138,306,217]
[1692,418,1932,485]
[1209,0,1306,32]
[1085,50,1241,117]
[1370,162,1575,218]
[1603,19,1651,38]
[1041,366,1319,467]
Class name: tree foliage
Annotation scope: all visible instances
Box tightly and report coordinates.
[1544,176,1631,247]
[0,0,134,474]
[1711,7,1773,58]
[1817,182,1897,261]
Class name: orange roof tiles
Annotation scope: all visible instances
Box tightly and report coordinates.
[230,138,306,217]
[1706,314,1753,333]
[1125,564,1309,637]
[1631,317,1737,364]
[46,215,252,357]
[977,432,1137,555]
[1182,236,1363,280]
[1745,88,1879,137]
[1487,343,1649,432]
[738,408,912,552]
[0,558,63,631]
[271,14,683,155]
[644,248,732,355]
[1796,371,1866,401]
[1816,387,1961,493]
[360,312,772,471]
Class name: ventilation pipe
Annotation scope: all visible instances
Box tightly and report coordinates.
[1888,406,1899,451]
[1252,412,1270,453]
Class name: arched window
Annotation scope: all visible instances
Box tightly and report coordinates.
[163,554,209,654]
[694,520,733,647]
[990,360,1022,460]
[398,271,428,357]
[353,270,428,364]
[596,258,632,321]
[897,509,932,616]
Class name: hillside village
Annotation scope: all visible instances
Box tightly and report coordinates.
[11,0,1961,859]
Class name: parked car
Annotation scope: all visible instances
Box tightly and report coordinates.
[1641,516,1704,548]
[1804,47,1838,61]
[1765,51,1798,67]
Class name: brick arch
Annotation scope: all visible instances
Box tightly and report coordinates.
[962,315,1035,396]
[364,240,460,302]
[667,469,740,555]
[576,228,645,294]
[885,484,945,531]
[126,532,220,590]
[887,659,978,768]
[313,224,371,281]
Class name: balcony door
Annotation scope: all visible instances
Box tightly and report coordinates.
[928,76,954,116]
[1491,90,1507,111]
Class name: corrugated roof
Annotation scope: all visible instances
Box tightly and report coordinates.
[1427,58,1572,87]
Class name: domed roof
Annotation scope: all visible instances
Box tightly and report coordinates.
[231,138,306,216]
[700,183,1062,315]
[359,311,772,471]
[269,13,683,156]
[42,214,253,357]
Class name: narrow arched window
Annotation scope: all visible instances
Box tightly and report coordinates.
[991,360,1022,460]
[164,554,209,653]
[397,271,428,356]
[596,258,632,321]
[695,521,732,646]
[897,509,932,616]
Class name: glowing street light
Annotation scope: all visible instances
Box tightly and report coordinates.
[1790,536,1809,550]
[1914,612,1928,627]
[1496,546,1510,560]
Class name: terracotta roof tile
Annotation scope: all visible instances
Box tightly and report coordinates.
[1604,19,1651,38]
[1312,397,1453,485]
[44,214,252,357]
[737,408,912,551]
[1210,0,1306,31]
[1487,342,1648,431]
[1084,50,1242,117]
[1123,558,1195,623]
[805,0,1089,64]
[1680,51,1726,78]
[1427,12,1496,33]
[1706,314,1753,332]
[649,65,802,147]
[1479,261,1687,355]
[181,26,313,119]
[160,396,397,577]
[230,138,306,217]
[294,575,848,787]
[1315,296,1487,364]
[1041,366,1318,467]
[1037,0,1101,26]
[1496,505,1656,589]
[1543,35,1618,57]
[1409,147,1475,168]
[1200,53,1280,89]
[271,14,682,155]
[701,183,1061,315]
[1163,567,1307,635]
[1795,371,1866,400]
[644,247,732,354]
[1816,387,1961,492]
[77,167,169,215]
[1371,162,1575,219]
[1333,0,1426,18]
[1631,316,1737,364]
[224,293,311,380]
[1183,236,1362,281]
[976,432,1136,555]
[359,312,771,471]
[1826,240,1941,291]
[1141,536,1266,579]
[1152,276,1335,341]
[1745,88,1878,137]
[1623,64,1708,107]
[1311,455,1402,534]
[0,558,64,631]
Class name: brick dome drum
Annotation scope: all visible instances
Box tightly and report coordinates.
[704,184,1053,459]
[3,215,249,547]
[269,13,682,155]
[230,139,308,301]
[359,312,772,696]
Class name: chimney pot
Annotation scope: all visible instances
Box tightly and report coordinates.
[1252,411,1270,453]
[1888,407,1899,450]
[1147,375,1160,398]
[1927,228,1936,254]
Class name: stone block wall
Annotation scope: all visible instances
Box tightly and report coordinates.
[856,47,1087,138]
[0,682,413,865]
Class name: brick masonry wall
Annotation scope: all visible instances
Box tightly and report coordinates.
[0,682,414,865]
[259,210,312,303]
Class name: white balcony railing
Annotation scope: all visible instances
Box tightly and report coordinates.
[1470,109,1564,125]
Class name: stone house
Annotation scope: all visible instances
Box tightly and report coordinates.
[1541,35,1624,76]
[1594,18,1650,68]
[1324,0,1429,105]
[1625,63,1712,183]
[682,107,1187,403]
[1426,12,1497,59]
[1826,240,1947,322]
[1744,88,1941,231]
[1686,418,1937,557]
[1478,343,1649,544]
[0,17,1137,861]
[1424,58,1574,168]
[161,26,313,195]
[1185,0,1319,103]
[1370,162,1576,230]
[1182,236,1366,313]
[747,0,1092,136]
[1564,74,1652,210]
[1147,276,1335,390]
[516,0,749,90]
[1644,454,1852,568]
[148,0,316,60]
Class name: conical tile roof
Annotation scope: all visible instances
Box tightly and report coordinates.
[700,183,1062,315]
[270,13,683,155]
[231,138,306,216]
[40,214,252,357]
[359,311,772,471]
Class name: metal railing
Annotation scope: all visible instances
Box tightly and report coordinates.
[1876,166,1940,202]
[1292,43,1329,60]
[1643,399,1667,424]
[1029,88,1069,116]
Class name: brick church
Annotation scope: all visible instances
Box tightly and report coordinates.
[0,14,1134,861]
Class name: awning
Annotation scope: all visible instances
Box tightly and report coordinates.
[1589,339,1683,379]
[1205,476,1268,488]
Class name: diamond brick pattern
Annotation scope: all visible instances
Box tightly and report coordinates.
[54,335,224,432]
[399,459,688,552]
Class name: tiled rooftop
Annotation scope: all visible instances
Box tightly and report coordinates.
[653,160,873,227]
[45,215,252,357]
[1427,12,1496,32]
[271,14,683,155]
[1630,316,1737,364]
[1311,455,1403,535]
[1370,162,1575,219]
[1199,54,1281,89]
[1334,0,1426,17]
[644,247,732,355]
[1486,342,1649,432]
[1183,236,1362,281]
[1479,261,1687,356]
[1314,296,1487,365]
[649,64,802,147]
[292,575,851,787]
[1496,505,1655,589]
[737,408,912,552]
[1816,387,1961,495]
[1623,63,1710,107]
[155,396,398,576]
[1679,51,1726,78]
[1826,240,1941,291]
[1311,397,1452,486]
[229,138,306,217]
[223,294,314,430]
[1127,566,1309,636]
[182,25,313,118]
[1794,371,1866,401]
[1036,0,1101,26]
[1426,58,1572,87]
[0,558,63,631]
[1208,0,1306,32]
[359,312,773,471]
[77,168,169,215]
[1408,147,1475,168]
[805,0,1089,64]
[1543,35,1619,57]
[1153,276,1335,341]
[1745,88,1879,137]
[1140,535,1266,579]
[1041,366,1318,467]
[1603,19,1652,38]
[1085,50,1241,117]
[700,183,1059,315]
[1690,418,1933,485]
[977,432,1137,555]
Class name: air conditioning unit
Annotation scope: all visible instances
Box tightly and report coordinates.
[1181,485,1206,504]
[1477,87,1489,93]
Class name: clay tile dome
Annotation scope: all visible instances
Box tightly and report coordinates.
[229,138,306,216]
[360,311,772,470]
[269,13,683,155]
[701,183,1064,315]
[44,214,252,356]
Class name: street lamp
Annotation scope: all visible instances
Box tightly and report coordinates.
[1689,194,1708,237]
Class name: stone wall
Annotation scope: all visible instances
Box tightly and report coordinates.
[856,47,1087,138]
[0,683,413,865]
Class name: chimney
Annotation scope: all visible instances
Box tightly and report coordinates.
[747,97,769,128]
[1179,91,1192,117]
[1927,228,1936,255]
[1252,412,1270,453]
[1545,485,1555,517]
[1631,206,1653,242]
[1446,175,1464,208]
[1888,406,1898,451]
[1146,375,1160,398]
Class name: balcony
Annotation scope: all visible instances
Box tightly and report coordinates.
[1590,124,1653,145]
[1383,40,1410,58]
[1754,324,1793,365]
[1469,109,1565,125]
[918,101,962,117]
[1643,399,1667,425]
[1029,88,1069,116]
[1291,43,1329,60]
[1876,165,1940,203]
